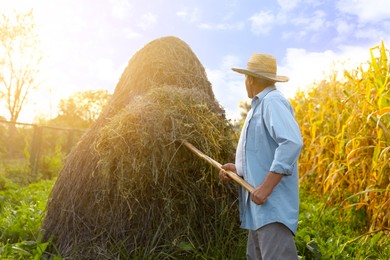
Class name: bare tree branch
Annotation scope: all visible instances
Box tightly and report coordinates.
[0,10,42,122]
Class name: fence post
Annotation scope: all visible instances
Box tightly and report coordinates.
[7,123,16,158]
[30,125,42,177]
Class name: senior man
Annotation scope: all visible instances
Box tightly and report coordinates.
[219,53,303,259]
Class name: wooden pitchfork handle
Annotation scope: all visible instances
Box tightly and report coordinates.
[181,140,255,193]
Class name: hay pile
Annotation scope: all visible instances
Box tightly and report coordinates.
[42,36,240,258]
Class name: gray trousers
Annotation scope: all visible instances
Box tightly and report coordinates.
[246,222,298,260]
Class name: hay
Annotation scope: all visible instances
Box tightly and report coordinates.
[41,36,239,258]
[101,36,217,118]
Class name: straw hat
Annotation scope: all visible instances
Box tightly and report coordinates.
[232,53,288,82]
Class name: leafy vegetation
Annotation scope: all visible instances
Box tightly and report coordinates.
[0,177,60,259]
[296,188,389,259]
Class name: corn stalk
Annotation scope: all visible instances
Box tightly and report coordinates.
[292,41,390,232]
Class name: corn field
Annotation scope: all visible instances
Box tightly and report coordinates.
[292,41,390,232]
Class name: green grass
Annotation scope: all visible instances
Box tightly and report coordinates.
[0,178,61,259]
[296,188,390,259]
[0,172,388,259]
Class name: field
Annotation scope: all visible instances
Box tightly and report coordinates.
[0,175,388,259]
[0,42,389,259]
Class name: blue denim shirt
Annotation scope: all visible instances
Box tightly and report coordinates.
[235,86,303,235]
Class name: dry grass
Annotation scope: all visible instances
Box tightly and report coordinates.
[41,36,239,258]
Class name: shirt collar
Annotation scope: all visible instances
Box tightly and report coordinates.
[251,86,276,108]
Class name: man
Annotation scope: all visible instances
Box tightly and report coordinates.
[219,53,303,259]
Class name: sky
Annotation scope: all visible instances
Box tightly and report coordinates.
[1,0,390,122]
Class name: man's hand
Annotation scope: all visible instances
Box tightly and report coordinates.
[251,171,283,205]
[250,184,273,205]
[219,163,237,182]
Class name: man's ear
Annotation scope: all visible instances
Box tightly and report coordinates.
[247,75,253,84]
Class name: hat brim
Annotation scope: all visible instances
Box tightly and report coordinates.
[232,68,289,82]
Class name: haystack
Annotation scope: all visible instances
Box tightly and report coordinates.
[42,36,239,259]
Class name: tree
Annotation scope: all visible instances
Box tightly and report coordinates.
[51,90,112,128]
[0,10,42,123]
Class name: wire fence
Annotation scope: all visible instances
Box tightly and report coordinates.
[0,119,85,181]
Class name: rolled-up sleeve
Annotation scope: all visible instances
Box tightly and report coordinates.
[263,97,303,175]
